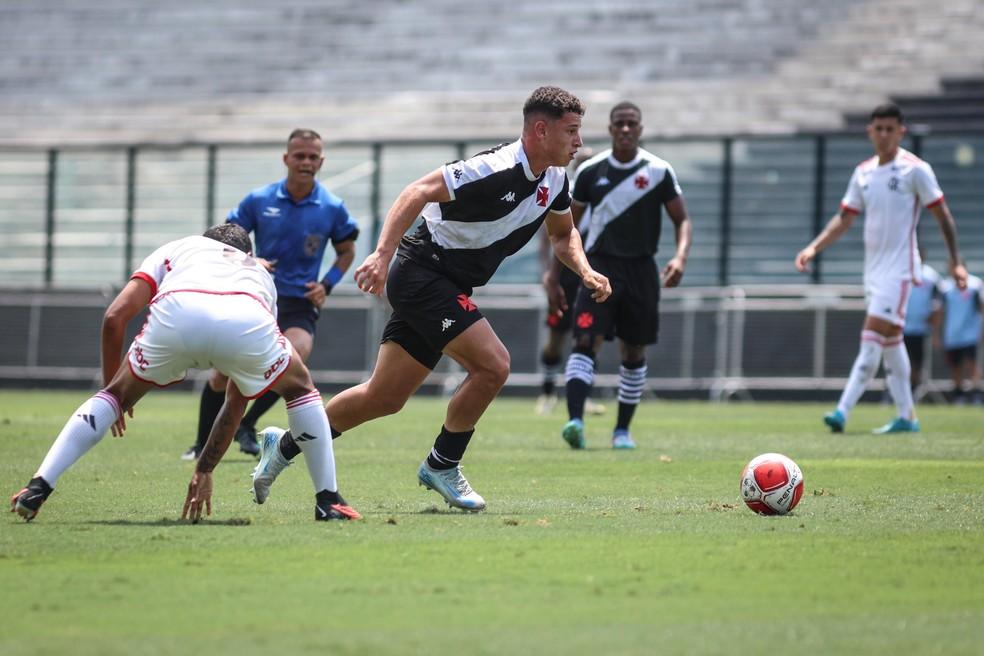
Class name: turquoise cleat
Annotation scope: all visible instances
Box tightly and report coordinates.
[417,461,486,511]
[611,429,636,449]
[252,426,291,505]
[562,418,585,449]
[872,417,920,434]
[823,409,846,433]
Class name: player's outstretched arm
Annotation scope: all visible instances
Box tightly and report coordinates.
[101,279,153,387]
[355,168,451,296]
[183,381,248,522]
[545,209,611,302]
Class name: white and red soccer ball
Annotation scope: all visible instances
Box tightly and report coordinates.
[740,453,804,516]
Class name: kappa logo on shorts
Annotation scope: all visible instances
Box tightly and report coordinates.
[576,312,594,329]
[441,318,455,332]
[456,294,477,312]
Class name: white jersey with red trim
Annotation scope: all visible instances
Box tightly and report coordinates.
[132,235,277,313]
[840,148,944,285]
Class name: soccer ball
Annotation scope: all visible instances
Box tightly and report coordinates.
[740,453,804,516]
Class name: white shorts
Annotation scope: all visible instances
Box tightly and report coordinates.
[864,278,912,327]
[128,292,291,398]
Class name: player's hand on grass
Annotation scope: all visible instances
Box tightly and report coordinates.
[661,256,686,288]
[354,251,389,297]
[110,407,134,438]
[182,471,213,523]
[582,270,612,303]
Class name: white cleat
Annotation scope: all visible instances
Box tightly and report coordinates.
[252,426,291,504]
[417,461,486,512]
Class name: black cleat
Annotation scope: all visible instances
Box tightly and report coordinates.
[315,491,362,521]
[10,477,53,522]
[235,425,260,457]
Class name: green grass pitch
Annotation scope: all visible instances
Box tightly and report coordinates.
[2,390,983,655]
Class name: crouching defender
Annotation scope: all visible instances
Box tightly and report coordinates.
[10,224,358,523]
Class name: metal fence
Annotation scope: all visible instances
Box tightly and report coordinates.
[2,132,983,290]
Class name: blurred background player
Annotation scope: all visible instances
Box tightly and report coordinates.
[936,267,983,404]
[182,129,359,460]
[11,224,358,523]
[901,250,942,399]
[556,101,693,450]
[796,103,968,434]
[536,146,605,417]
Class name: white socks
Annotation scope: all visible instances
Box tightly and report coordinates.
[36,391,122,488]
[882,337,915,420]
[286,390,337,493]
[837,331,883,418]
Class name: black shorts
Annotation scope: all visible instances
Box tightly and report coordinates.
[277,296,320,336]
[945,344,978,367]
[545,267,581,332]
[571,254,660,346]
[903,334,926,371]
[381,256,484,370]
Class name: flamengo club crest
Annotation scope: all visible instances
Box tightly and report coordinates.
[536,185,549,206]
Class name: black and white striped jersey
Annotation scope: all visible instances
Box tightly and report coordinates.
[572,148,681,258]
[398,139,571,290]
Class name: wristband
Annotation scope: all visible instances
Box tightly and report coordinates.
[323,266,344,287]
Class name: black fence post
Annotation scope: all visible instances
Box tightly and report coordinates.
[44,149,57,286]
[811,134,826,283]
[205,144,217,230]
[370,142,383,245]
[718,137,733,286]
[124,146,137,282]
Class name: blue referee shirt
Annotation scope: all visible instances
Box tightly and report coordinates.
[939,274,984,350]
[228,179,359,299]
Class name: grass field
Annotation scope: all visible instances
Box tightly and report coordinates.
[2,389,983,655]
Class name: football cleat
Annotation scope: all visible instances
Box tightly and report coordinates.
[10,477,53,522]
[562,418,585,449]
[417,461,486,511]
[180,445,200,461]
[315,501,362,521]
[872,417,921,434]
[252,426,291,505]
[611,429,636,450]
[823,409,845,433]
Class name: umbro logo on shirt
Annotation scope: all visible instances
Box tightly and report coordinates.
[263,207,281,217]
[501,191,516,202]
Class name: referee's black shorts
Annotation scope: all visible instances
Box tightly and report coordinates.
[571,254,661,346]
[381,255,484,370]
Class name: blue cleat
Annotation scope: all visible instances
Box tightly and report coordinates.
[872,417,920,434]
[611,429,636,449]
[417,461,486,512]
[823,409,845,433]
[562,418,585,449]
[252,426,291,505]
